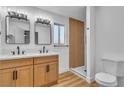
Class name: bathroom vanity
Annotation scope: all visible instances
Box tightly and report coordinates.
[0,54,59,87]
[0,9,59,87]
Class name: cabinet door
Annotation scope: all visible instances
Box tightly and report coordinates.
[0,68,15,87]
[46,62,58,85]
[15,65,33,87]
[34,64,46,87]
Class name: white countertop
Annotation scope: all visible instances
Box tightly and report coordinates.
[0,52,59,61]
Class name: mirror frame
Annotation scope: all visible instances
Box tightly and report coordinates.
[34,22,52,45]
[5,16,31,44]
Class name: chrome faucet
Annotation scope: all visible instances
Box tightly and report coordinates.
[17,46,20,55]
[43,46,45,53]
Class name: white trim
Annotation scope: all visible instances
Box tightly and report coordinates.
[70,69,86,80]
[59,68,69,74]
[86,76,95,83]
[70,68,95,84]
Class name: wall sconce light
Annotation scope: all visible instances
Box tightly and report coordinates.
[36,18,51,25]
[7,11,28,21]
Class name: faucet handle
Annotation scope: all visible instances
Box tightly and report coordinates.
[46,50,48,53]
[22,51,25,55]
[11,51,15,55]
[39,50,42,53]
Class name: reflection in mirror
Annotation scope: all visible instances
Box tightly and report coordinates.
[6,16,30,44]
[35,23,51,45]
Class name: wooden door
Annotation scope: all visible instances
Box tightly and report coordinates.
[34,64,46,87]
[46,62,58,86]
[0,68,15,87]
[69,18,84,68]
[15,65,33,87]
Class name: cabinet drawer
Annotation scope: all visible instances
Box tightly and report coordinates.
[34,55,58,64]
[0,58,33,70]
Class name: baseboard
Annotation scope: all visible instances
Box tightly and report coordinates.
[86,76,95,83]
[70,69,86,80]
[70,68,95,84]
[59,69,70,74]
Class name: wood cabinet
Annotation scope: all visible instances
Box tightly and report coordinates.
[34,55,58,87]
[46,62,58,86]
[0,58,33,69]
[0,58,33,87]
[15,65,33,87]
[34,63,46,86]
[0,68,16,87]
[0,55,59,87]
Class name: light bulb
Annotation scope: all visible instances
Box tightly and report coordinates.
[7,8,11,12]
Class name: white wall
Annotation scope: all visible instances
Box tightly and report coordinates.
[0,8,2,54]
[36,6,86,22]
[95,6,124,86]
[86,6,96,83]
[0,6,69,74]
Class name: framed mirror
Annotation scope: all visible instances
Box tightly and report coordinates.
[34,21,51,45]
[5,16,30,44]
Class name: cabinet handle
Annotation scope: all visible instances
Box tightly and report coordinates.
[46,65,49,72]
[13,71,15,80]
[15,71,17,80]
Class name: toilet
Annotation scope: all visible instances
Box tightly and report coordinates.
[95,72,117,87]
[95,56,124,87]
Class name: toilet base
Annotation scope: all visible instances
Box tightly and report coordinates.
[96,83,107,87]
[95,72,118,87]
[96,82,117,87]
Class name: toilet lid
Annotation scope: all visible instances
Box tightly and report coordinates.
[95,72,117,84]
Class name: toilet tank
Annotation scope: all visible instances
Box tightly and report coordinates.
[102,56,124,77]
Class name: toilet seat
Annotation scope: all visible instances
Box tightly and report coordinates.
[95,72,117,87]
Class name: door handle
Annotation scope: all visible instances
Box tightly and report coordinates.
[13,71,15,80]
[15,70,17,80]
[46,65,50,72]
[13,70,17,80]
